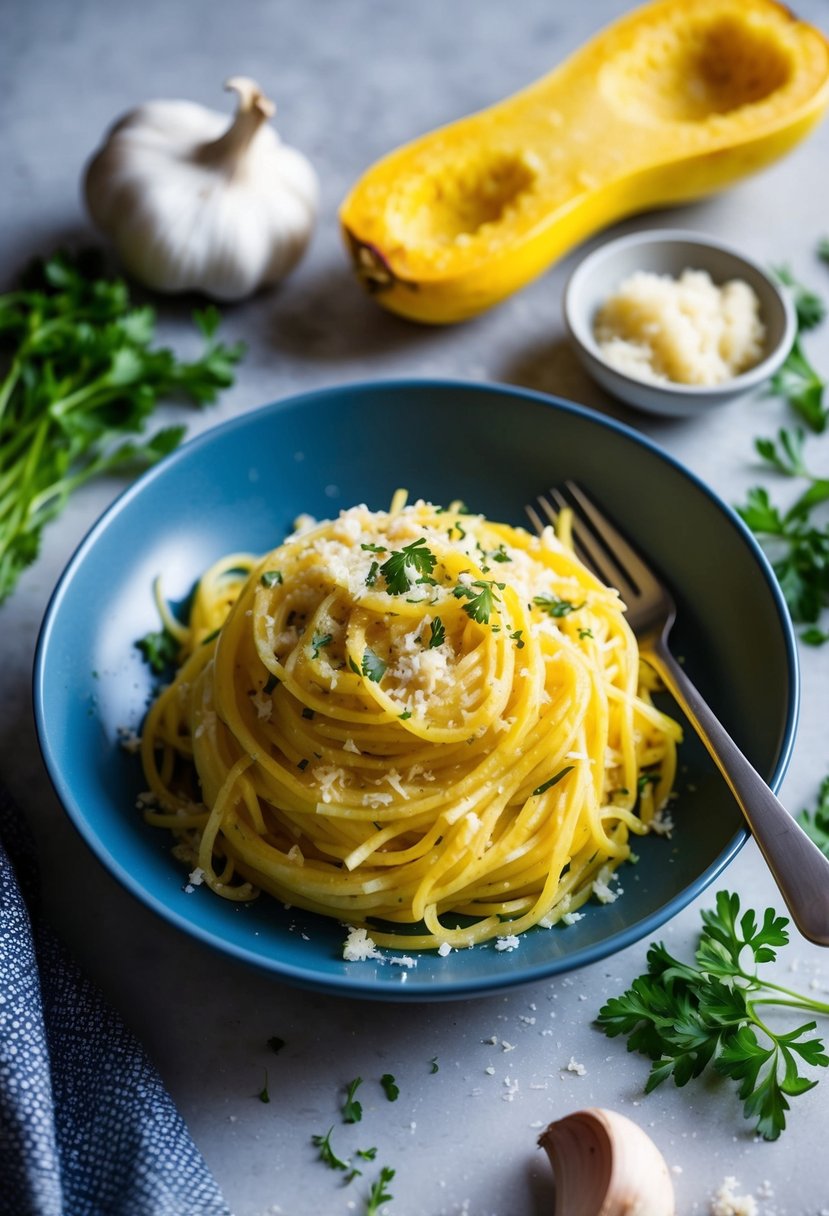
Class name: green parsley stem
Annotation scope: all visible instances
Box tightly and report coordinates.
[750,992,829,1016]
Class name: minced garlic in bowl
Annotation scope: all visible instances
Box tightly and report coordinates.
[593,268,766,387]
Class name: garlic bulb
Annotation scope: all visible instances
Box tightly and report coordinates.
[538,1107,675,1216]
[83,77,318,301]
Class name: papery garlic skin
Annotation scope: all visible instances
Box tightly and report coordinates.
[84,78,318,301]
[538,1107,675,1216]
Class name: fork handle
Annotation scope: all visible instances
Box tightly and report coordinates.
[645,636,829,946]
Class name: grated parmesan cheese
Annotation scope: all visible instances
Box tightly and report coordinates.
[709,1177,758,1216]
[342,926,384,962]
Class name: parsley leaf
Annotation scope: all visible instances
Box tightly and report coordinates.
[768,338,827,432]
[361,648,386,683]
[737,483,829,632]
[773,264,827,331]
[310,632,333,659]
[312,1126,350,1172]
[755,427,811,479]
[427,618,445,648]
[453,578,504,624]
[379,538,437,595]
[260,570,283,588]
[380,1073,399,1101]
[257,1069,270,1104]
[366,1166,395,1215]
[597,890,829,1140]
[135,627,179,673]
[342,1076,364,1123]
[0,249,243,603]
[533,593,585,617]
[797,774,829,858]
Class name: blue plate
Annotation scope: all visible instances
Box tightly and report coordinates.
[34,380,798,1000]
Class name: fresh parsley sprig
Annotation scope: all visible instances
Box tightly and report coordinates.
[596,890,829,1140]
[737,448,829,642]
[797,773,829,858]
[0,249,244,602]
[768,339,827,433]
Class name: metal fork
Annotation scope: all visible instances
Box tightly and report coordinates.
[526,480,829,946]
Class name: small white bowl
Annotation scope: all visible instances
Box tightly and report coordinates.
[563,229,797,418]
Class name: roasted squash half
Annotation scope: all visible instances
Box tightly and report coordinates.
[340,0,829,323]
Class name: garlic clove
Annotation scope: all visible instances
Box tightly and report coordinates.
[538,1107,675,1216]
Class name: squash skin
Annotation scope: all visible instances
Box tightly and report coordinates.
[340,0,829,324]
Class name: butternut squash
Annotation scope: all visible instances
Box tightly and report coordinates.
[340,0,829,324]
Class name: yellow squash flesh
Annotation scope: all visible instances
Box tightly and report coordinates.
[339,0,829,323]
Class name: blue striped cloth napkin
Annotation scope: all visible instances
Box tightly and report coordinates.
[0,787,231,1216]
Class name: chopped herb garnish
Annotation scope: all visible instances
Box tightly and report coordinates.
[365,560,380,587]
[449,521,466,540]
[637,772,660,794]
[310,632,333,659]
[489,544,512,563]
[379,537,437,595]
[429,1056,439,1074]
[399,710,412,721]
[532,765,574,797]
[453,578,505,624]
[578,627,594,640]
[349,656,362,676]
[428,618,445,648]
[260,570,283,588]
[257,1069,270,1103]
[302,706,315,720]
[510,629,524,649]
[312,1127,350,1172]
[597,889,829,1140]
[361,648,386,683]
[366,1166,395,1215]
[342,1076,363,1124]
[136,627,179,673]
[297,758,309,771]
[797,773,829,858]
[380,1073,399,1102]
[533,593,585,618]
[264,672,279,694]
[361,542,387,553]
[356,1146,378,1161]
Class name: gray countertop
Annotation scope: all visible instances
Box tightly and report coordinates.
[4,1,829,1213]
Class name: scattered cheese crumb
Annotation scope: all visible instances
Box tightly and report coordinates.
[342,926,384,962]
[495,934,520,952]
[438,942,452,957]
[565,1056,587,1076]
[592,864,623,904]
[709,1177,758,1216]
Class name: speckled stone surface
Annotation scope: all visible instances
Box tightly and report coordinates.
[4,2,829,1213]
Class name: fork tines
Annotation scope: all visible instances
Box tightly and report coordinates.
[528,480,649,606]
